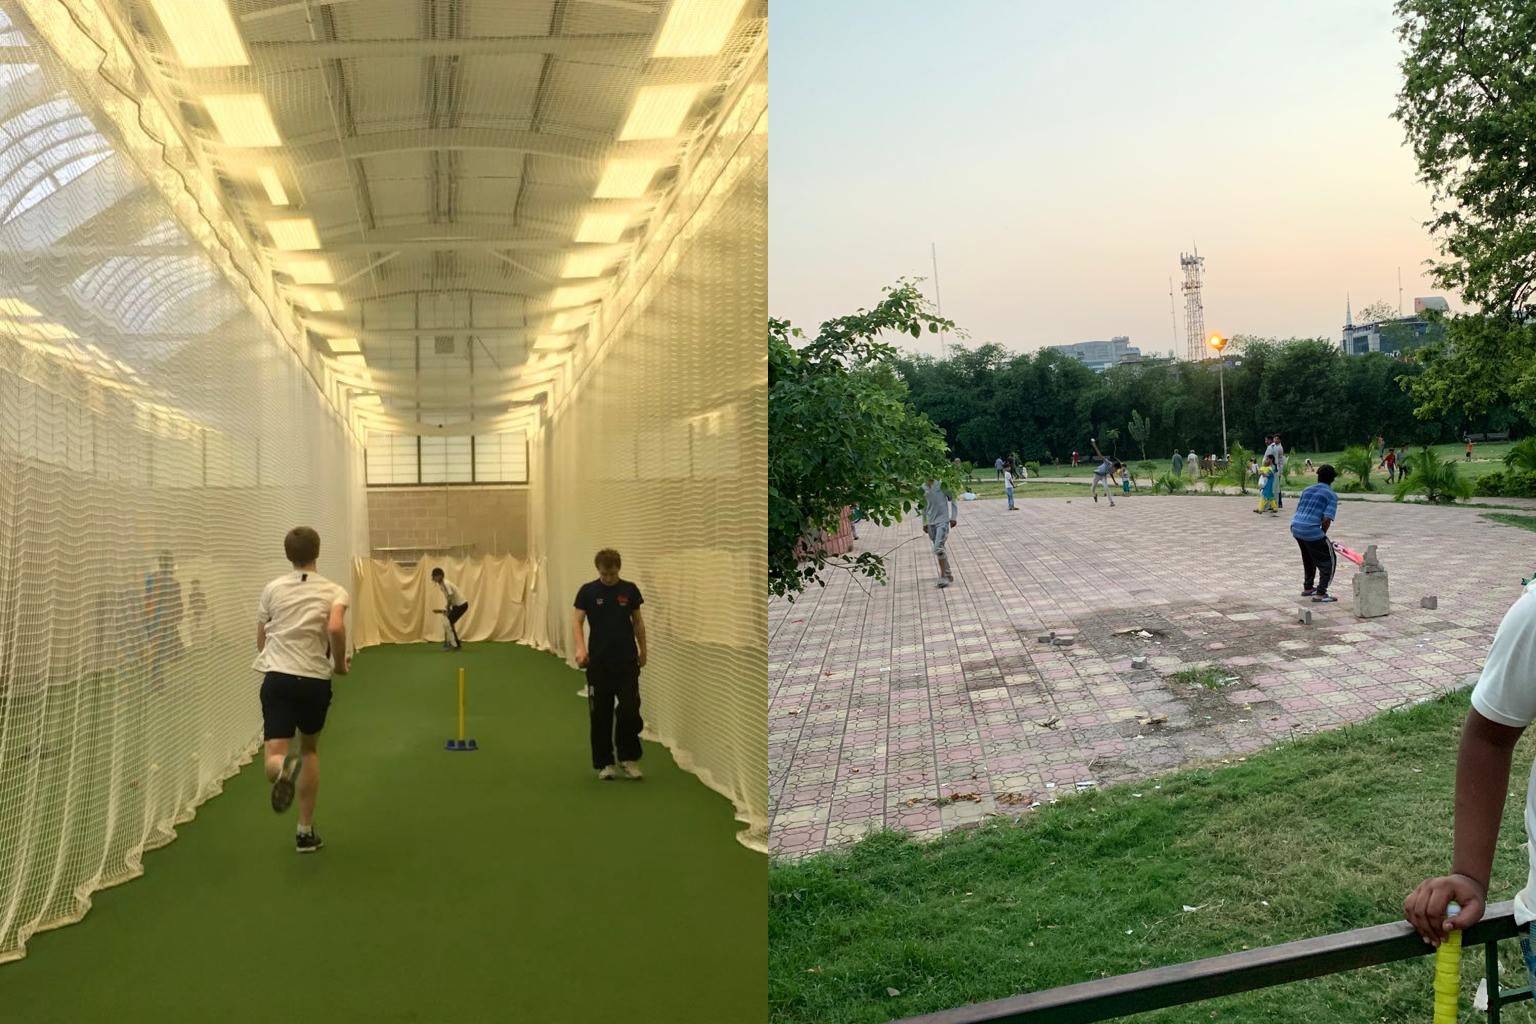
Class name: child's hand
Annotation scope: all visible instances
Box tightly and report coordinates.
[1404,874,1485,946]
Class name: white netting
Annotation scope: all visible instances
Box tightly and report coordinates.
[527,47,767,849]
[0,4,365,962]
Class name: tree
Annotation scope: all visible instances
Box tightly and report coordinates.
[1394,1,1536,419]
[1395,1,1536,318]
[769,281,956,598]
[1127,409,1151,460]
[1357,299,1399,324]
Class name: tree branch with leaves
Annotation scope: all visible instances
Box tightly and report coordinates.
[769,281,958,599]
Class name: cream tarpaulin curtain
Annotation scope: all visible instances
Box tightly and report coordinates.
[352,557,531,647]
[526,47,767,850]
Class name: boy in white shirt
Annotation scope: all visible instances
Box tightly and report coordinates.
[253,527,350,853]
[1405,581,1536,958]
[430,567,469,650]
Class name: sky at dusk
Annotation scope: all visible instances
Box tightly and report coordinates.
[769,0,1452,359]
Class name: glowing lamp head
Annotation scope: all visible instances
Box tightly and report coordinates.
[1207,334,1228,353]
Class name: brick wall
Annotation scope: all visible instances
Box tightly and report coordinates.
[366,486,529,559]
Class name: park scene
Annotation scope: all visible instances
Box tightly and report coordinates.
[769,2,1536,1023]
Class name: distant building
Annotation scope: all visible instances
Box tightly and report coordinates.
[1050,336,1140,372]
[1340,297,1448,356]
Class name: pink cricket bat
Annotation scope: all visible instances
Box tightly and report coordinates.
[1331,541,1365,567]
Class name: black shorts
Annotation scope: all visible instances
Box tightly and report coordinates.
[260,672,332,740]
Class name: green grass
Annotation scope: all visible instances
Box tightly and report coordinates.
[1170,665,1235,690]
[1484,512,1536,533]
[963,482,1150,500]
[978,441,1512,490]
[768,690,1532,1024]
[1,643,766,1024]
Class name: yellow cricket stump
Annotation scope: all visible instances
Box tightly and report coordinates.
[444,666,478,751]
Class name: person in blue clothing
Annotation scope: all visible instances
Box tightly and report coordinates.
[1290,465,1339,602]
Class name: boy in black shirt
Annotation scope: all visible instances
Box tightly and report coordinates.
[572,548,648,780]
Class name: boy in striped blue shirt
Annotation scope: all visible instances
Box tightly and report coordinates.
[1289,465,1339,603]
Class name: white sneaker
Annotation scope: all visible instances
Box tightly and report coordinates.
[620,760,644,780]
[598,765,619,780]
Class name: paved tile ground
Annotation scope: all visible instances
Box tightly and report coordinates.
[768,495,1536,857]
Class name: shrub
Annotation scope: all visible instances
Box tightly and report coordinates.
[1223,442,1255,494]
[1152,472,1187,494]
[1474,469,1536,498]
[1395,447,1473,504]
[1338,445,1376,491]
[1504,437,1536,472]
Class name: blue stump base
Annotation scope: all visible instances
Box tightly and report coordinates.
[444,738,479,751]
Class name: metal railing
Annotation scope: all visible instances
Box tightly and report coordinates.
[892,901,1531,1024]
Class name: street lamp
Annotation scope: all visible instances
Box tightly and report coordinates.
[1207,333,1230,462]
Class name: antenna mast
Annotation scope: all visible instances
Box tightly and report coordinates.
[1179,246,1206,360]
[1169,276,1180,357]
[931,242,944,355]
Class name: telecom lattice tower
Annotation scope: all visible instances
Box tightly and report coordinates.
[1180,249,1206,361]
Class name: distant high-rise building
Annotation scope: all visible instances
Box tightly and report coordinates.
[1049,336,1140,372]
[1341,297,1448,356]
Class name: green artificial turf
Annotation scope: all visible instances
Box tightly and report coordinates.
[0,643,766,1024]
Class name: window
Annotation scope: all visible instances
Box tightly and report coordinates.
[473,432,528,483]
[421,435,472,483]
[366,433,418,484]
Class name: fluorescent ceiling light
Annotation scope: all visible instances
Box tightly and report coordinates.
[618,84,700,141]
[148,0,250,68]
[550,312,590,333]
[328,337,361,354]
[267,217,321,250]
[561,252,614,279]
[575,212,630,244]
[354,394,382,407]
[204,94,282,147]
[320,291,344,312]
[283,258,334,284]
[532,334,574,352]
[653,0,749,58]
[594,158,662,198]
[336,353,366,364]
[256,166,288,205]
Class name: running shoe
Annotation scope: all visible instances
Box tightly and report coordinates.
[294,830,324,854]
[1311,594,1338,604]
[936,578,950,589]
[271,752,300,813]
[1301,588,1316,597]
[598,765,620,780]
[620,761,644,780]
